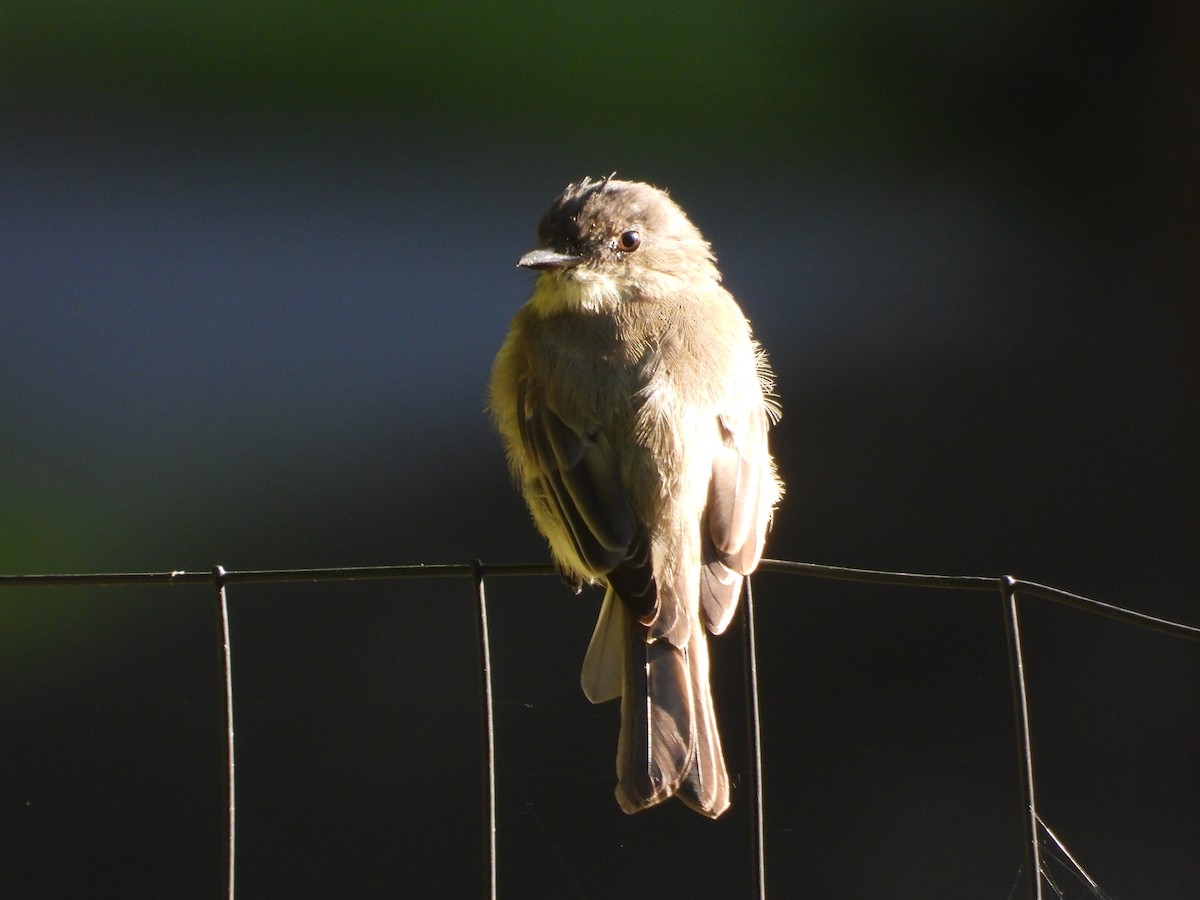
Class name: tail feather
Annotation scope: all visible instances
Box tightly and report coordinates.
[581,588,623,703]
[615,606,693,812]
[675,626,730,817]
[611,600,731,818]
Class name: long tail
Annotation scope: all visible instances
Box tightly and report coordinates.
[674,615,730,817]
[603,593,730,818]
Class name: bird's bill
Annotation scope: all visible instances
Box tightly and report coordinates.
[517,248,585,270]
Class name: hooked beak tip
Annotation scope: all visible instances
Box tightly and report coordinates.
[517,248,585,271]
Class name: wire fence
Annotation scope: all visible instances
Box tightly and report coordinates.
[2,559,1198,899]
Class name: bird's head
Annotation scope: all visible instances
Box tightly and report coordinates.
[518,177,719,294]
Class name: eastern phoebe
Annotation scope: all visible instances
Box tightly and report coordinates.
[490,176,782,817]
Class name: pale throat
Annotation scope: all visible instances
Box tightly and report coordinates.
[527,269,625,317]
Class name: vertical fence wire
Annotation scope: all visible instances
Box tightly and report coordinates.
[741,576,768,900]
[1001,577,1042,900]
[212,566,236,900]
[471,561,499,900]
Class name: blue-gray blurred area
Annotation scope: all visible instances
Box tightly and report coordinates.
[1,2,1196,897]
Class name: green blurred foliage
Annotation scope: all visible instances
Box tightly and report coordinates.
[3,0,1145,170]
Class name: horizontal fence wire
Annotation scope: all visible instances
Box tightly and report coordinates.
[4,560,1198,642]
[2,559,1198,900]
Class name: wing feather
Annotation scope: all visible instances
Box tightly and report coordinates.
[701,402,776,633]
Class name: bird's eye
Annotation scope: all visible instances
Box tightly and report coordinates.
[616,230,641,252]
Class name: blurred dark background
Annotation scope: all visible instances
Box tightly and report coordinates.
[1,2,1196,897]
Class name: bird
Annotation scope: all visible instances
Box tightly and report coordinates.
[489,175,782,817]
